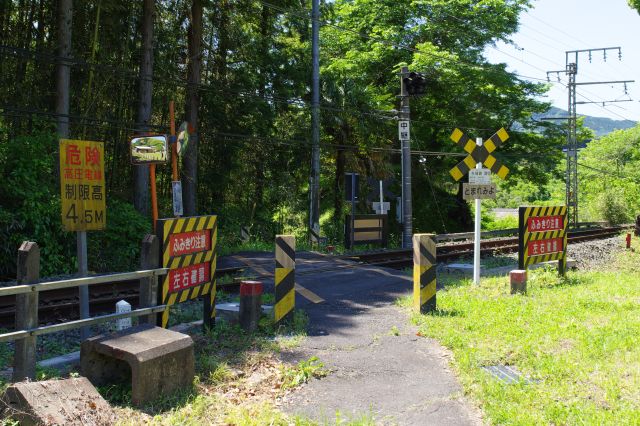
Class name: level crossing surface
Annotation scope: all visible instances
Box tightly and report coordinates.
[220,251,480,425]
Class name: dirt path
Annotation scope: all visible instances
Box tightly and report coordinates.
[279,258,482,425]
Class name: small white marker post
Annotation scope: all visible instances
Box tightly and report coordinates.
[473,137,482,285]
[116,300,132,331]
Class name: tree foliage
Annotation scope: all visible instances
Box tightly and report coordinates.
[579,124,640,223]
[0,0,567,277]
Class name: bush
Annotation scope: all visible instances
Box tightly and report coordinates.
[594,189,630,225]
[87,199,150,273]
[0,131,149,279]
[483,214,518,231]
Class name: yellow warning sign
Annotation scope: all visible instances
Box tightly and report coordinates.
[59,139,106,232]
[449,127,510,182]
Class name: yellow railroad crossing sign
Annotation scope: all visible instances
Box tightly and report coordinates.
[449,128,510,181]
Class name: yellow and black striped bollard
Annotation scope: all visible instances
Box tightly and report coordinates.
[157,215,218,329]
[413,233,436,313]
[274,235,295,324]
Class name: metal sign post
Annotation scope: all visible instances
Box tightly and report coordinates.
[345,173,359,248]
[157,215,218,329]
[60,139,107,339]
[173,106,189,218]
[351,173,356,248]
[518,206,568,275]
[473,139,482,285]
[398,115,412,248]
[448,127,510,285]
[372,179,391,215]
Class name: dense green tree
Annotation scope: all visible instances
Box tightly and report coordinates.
[0,0,568,277]
[319,0,561,233]
[579,124,640,222]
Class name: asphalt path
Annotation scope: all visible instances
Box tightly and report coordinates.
[220,251,481,425]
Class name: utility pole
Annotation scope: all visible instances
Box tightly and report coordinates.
[399,66,412,248]
[546,47,634,228]
[309,0,321,242]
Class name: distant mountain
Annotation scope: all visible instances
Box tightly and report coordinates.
[538,107,636,137]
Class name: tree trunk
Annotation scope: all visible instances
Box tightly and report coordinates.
[134,0,154,216]
[34,0,46,50]
[215,0,228,83]
[334,148,345,223]
[182,0,202,216]
[81,0,101,138]
[15,0,36,108]
[56,0,72,139]
[249,4,271,224]
[0,1,6,45]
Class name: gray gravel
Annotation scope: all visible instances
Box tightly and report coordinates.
[567,235,626,271]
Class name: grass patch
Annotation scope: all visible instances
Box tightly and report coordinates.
[281,356,328,390]
[112,310,323,424]
[413,249,640,425]
[217,238,275,256]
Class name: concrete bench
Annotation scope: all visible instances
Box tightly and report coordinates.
[80,324,194,406]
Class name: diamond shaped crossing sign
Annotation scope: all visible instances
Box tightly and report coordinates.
[449,128,510,181]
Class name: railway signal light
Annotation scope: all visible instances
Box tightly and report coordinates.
[403,72,428,96]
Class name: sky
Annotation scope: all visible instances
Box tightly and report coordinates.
[484,0,640,123]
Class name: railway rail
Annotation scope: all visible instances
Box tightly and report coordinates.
[0,266,243,329]
[0,225,629,329]
[343,225,631,269]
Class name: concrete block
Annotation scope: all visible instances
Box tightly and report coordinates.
[216,302,274,324]
[80,324,194,406]
[510,269,527,294]
[529,258,576,270]
[1,377,114,426]
[116,300,132,330]
[444,263,475,274]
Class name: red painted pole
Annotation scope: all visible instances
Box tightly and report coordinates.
[239,281,263,332]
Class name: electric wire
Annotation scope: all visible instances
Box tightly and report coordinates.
[259,0,635,123]
[0,45,516,133]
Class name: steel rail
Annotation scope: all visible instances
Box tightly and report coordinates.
[0,269,168,297]
[0,305,167,343]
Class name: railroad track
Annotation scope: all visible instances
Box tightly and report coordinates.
[0,225,629,329]
[342,226,630,269]
[0,266,244,329]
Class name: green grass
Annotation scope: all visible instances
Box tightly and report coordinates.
[111,310,319,424]
[412,250,640,425]
[217,239,275,256]
[281,356,328,390]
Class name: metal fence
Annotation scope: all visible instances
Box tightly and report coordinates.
[0,238,167,382]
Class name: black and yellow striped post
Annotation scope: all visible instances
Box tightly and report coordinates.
[413,233,436,313]
[449,127,510,181]
[274,235,295,324]
[518,206,567,276]
[157,215,218,329]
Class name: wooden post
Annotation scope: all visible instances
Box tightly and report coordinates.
[139,234,159,325]
[13,241,40,382]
